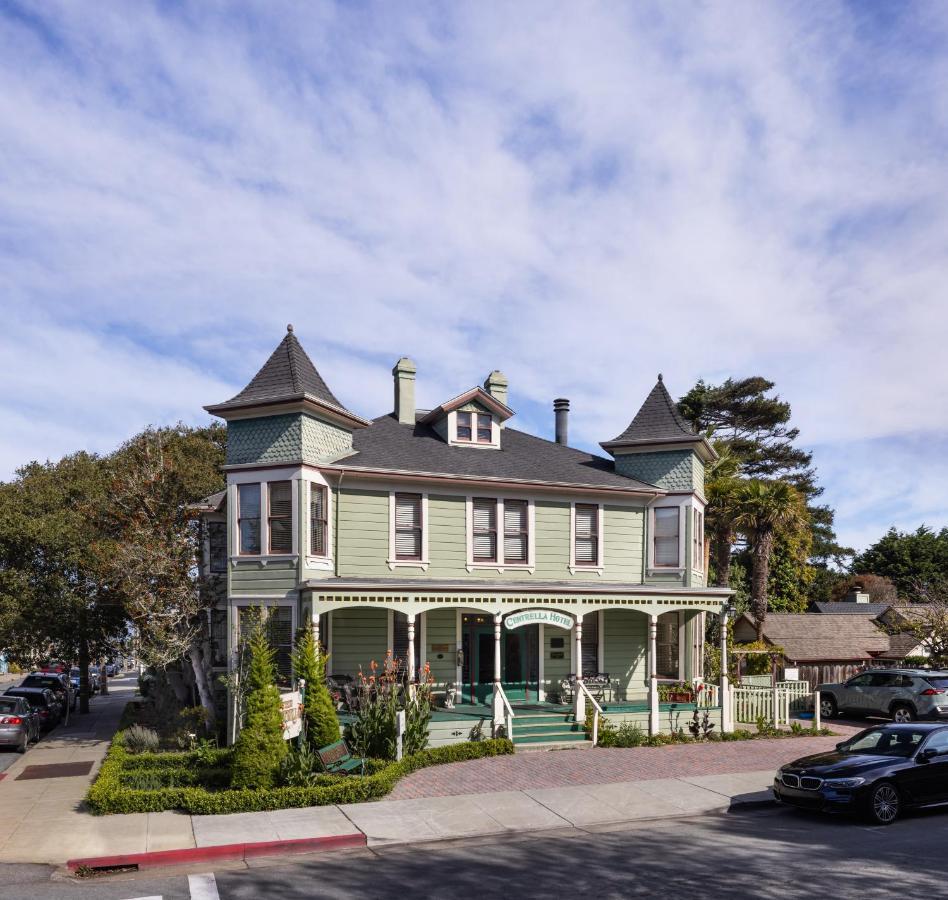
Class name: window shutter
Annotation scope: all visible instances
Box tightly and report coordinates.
[395,494,422,560]
[574,505,598,565]
[472,499,497,561]
[268,481,293,553]
[503,500,528,563]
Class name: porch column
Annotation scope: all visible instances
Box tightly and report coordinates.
[407,613,416,698]
[312,612,320,650]
[720,608,731,733]
[648,614,659,736]
[574,619,585,722]
[492,614,503,730]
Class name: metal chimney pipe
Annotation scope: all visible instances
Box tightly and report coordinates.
[554,398,569,445]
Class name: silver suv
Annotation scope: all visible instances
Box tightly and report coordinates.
[818,669,948,723]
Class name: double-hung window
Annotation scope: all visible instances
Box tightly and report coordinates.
[693,508,704,571]
[472,498,498,562]
[653,507,680,568]
[208,522,227,573]
[457,411,492,443]
[237,484,261,555]
[574,504,599,567]
[394,494,423,560]
[310,485,328,556]
[267,481,293,554]
[656,612,680,678]
[503,500,529,563]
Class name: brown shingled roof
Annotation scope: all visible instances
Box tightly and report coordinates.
[744,613,891,663]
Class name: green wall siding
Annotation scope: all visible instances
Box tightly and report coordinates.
[230,560,298,596]
[542,625,572,700]
[331,607,388,677]
[425,608,457,689]
[603,609,647,700]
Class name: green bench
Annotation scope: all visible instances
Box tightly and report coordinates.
[316,739,365,775]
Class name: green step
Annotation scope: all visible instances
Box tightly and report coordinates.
[513,732,590,745]
[512,714,574,724]
[514,723,583,736]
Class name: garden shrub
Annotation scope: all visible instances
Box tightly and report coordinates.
[231,617,288,789]
[292,628,341,751]
[124,724,160,754]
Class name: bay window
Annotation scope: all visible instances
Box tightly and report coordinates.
[653,506,680,568]
[267,481,293,554]
[237,483,261,555]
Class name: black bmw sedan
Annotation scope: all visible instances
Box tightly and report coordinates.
[774,723,948,825]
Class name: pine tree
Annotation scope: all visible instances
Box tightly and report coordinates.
[231,614,287,789]
[292,627,340,750]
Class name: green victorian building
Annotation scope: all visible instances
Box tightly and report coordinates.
[200,326,734,746]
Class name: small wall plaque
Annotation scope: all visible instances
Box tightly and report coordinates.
[550,651,565,660]
[550,637,565,649]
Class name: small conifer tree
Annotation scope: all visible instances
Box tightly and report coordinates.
[231,613,288,789]
[292,627,341,750]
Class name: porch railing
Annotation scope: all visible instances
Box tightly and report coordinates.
[494,682,515,741]
[577,681,604,746]
[698,682,720,708]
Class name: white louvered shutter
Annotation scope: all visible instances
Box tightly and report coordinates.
[503,500,528,563]
[395,494,422,559]
[574,505,598,565]
[472,499,496,561]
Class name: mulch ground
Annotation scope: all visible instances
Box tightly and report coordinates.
[387,723,863,800]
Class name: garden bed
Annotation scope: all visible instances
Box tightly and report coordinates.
[86,705,514,815]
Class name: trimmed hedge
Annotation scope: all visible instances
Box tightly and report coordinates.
[87,723,514,815]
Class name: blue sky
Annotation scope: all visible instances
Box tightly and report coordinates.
[1,1,947,554]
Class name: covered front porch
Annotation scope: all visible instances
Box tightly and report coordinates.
[305,580,735,741]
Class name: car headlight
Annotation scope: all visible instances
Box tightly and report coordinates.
[824,777,866,789]
[775,768,785,780]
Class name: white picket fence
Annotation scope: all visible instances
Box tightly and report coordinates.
[730,680,812,726]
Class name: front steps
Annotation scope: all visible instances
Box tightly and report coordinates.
[511,709,590,748]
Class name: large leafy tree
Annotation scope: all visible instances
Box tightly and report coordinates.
[852,526,948,600]
[0,453,127,712]
[97,424,225,727]
[730,480,808,638]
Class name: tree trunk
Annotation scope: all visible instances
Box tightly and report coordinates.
[752,531,774,640]
[712,527,734,588]
[78,616,90,715]
[99,656,109,696]
[189,645,217,733]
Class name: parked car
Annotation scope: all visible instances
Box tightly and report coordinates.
[68,667,81,693]
[818,669,948,723]
[0,695,39,753]
[774,723,948,824]
[39,660,67,674]
[3,687,61,732]
[20,672,76,712]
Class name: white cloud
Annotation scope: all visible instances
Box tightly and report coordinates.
[0,1,946,552]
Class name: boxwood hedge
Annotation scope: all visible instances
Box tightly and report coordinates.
[86,723,514,815]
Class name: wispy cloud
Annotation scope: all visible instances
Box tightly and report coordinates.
[0,1,946,551]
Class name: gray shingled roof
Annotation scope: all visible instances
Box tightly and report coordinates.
[743,613,890,662]
[878,632,924,659]
[335,413,662,492]
[604,376,698,447]
[212,327,351,413]
[812,602,893,616]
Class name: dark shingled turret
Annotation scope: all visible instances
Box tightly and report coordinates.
[602,375,698,449]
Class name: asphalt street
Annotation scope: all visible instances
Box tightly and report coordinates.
[2,803,947,900]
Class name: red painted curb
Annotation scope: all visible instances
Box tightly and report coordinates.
[66,832,366,872]
[0,773,6,782]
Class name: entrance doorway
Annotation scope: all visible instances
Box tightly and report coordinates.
[460,614,539,704]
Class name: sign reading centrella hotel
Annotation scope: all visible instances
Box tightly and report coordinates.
[504,610,574,631]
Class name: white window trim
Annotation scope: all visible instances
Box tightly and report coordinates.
[692,506,705,574]
[228,597,298,667]
[569,502,604,575]
[465,496,535,573]
[229,468,300,565]
[447,409,501,449]
[304,474,333,571]
[387,491,430,570]
[647,501,686,573]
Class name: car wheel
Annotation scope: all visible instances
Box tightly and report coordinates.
[819,696,837,719]
[17,733,27,754]
[867,782,901,825]
[891,704,916,724]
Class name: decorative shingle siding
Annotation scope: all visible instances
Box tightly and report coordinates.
[227,413,352,465]
[614,450,701,492]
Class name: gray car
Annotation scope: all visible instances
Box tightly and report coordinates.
[818,669,948,723]
[0,695,38,753]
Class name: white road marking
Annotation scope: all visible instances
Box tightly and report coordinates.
[188,872,221,900]
[122,896,162,900]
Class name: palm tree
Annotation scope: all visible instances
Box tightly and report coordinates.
[732,479,808,639]
[704,445,741,588]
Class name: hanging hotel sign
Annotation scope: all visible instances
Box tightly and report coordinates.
[280,690,303,741]
[504,610,574,631]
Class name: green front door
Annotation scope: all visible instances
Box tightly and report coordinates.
[460,617,539,704]
[502,624,538,701]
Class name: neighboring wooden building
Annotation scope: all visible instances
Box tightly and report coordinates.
[199,327,735,746]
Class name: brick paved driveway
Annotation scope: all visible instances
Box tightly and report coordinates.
[389,723,864,800]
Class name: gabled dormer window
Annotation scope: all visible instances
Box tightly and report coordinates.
[457,411,492,443]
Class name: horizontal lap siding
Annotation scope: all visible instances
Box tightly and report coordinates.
[231,561,298,596]
[604,609,647,700]
[425,608,457,691]
[543,626,572,700]
[337,489,391,577]
[603,505,644,581]
[426,496,467,576]
[331,607,389,678]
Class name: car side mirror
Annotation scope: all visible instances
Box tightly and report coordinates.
[918,748,937,763]
[835,742,846,751]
